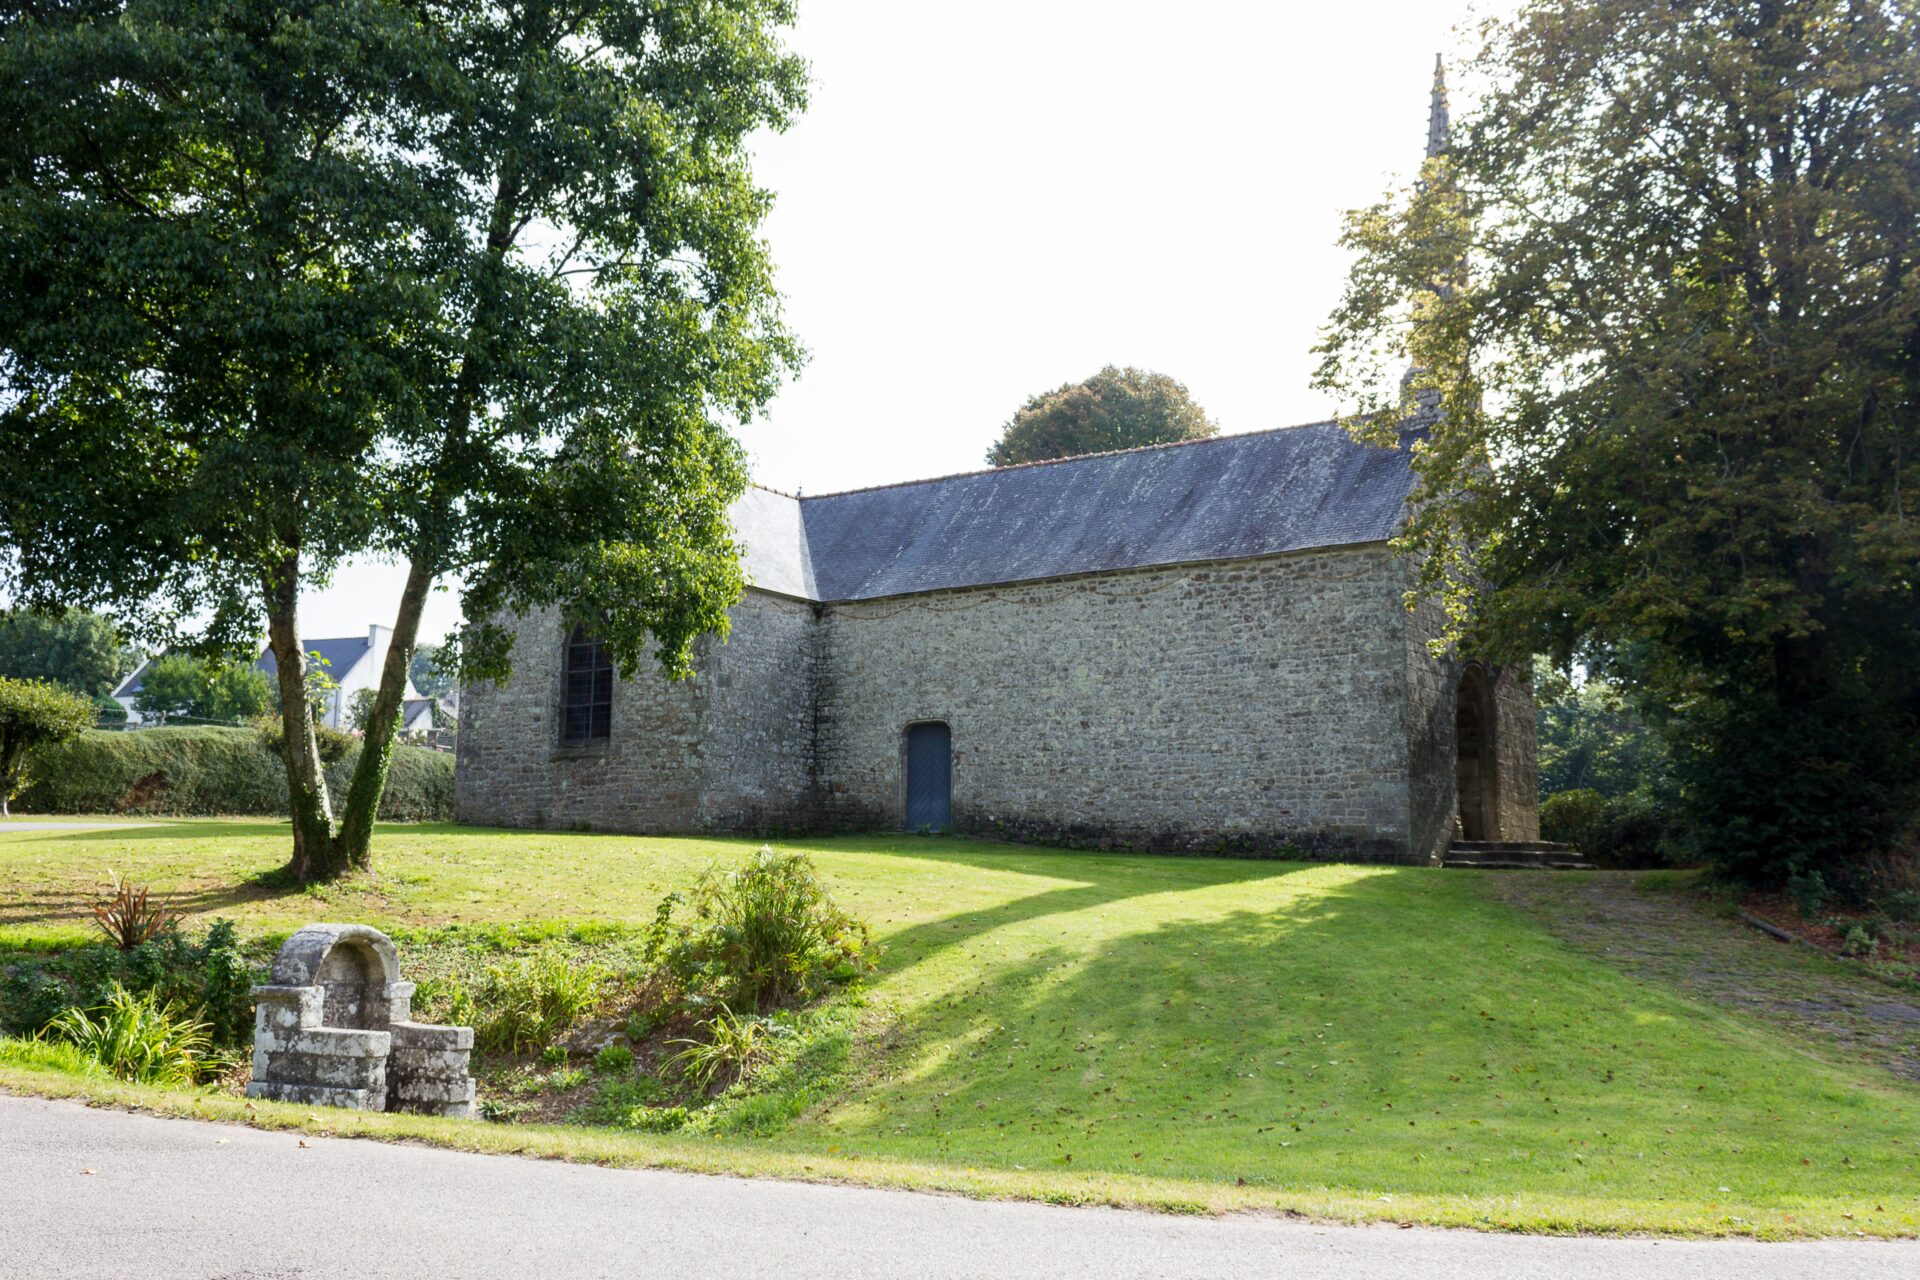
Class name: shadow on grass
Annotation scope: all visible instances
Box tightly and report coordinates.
[788,864,1920,1212]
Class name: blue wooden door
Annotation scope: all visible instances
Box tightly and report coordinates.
[905,722,951,831]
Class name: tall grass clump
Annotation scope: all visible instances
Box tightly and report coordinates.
[671,847,877,1011]
[470,949,609,1056]
[45,985,213,1085]
[667,1007,791,1094]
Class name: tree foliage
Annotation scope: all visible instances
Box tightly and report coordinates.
[0,609,132,699]
[1535,677,1668,801]
[132,655,272,725]
[409,644,453,701]
[1316,1,1920,889]
[0,0,806,879]
[986,365,1218,466]
[0,675,95,815]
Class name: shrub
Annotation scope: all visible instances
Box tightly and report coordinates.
[1787,870,1832,920]
[671,847,876,1011]
[336,741,453,823]
[14,725,451,819]
[1540,789,1606,846]
[18,726,290,814]
[255,715,357,765]
[1836,920,1882,959]
[0,919,259,1046]
[46,985,213,1085]
[0,675,95,816]
[470,949,609,1057]
[1539,787,1680,869]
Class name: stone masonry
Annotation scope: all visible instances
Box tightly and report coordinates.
[456,540,1537,865]
[248,924,476,1117]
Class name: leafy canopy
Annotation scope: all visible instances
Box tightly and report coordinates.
[1316,0,1920,886]
[0,609,132,699]
[0,0,807,876]
[986,365,1218,466]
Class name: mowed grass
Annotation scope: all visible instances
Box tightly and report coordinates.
[3,818,1917,1236]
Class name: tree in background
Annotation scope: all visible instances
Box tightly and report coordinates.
[1316,1,1920,896]
[986,366,1218,466]
[1534,674,1678,867]
[0,1,805,880]
[132,656,272,726]
[1535,677,1668,801]
[409,645,453,701]
[0,676,94,816]
[347,688,378,734]
[0,609,132,699]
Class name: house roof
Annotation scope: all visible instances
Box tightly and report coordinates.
[253,635,371,682]
[115,634,373,698]
[736,421,1420,604]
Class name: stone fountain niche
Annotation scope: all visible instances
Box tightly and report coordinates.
[248,923,475,1118]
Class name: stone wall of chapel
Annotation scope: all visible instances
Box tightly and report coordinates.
[812,548,1421,860]
[453,544,1542,862]
[452,590,815,833]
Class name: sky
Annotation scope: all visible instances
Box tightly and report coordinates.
[305,0,1498,646]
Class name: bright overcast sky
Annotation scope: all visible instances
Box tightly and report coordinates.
[304,0,1502,644]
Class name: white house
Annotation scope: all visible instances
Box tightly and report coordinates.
[112,624,433,733]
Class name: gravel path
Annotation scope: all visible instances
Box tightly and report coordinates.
[1483,872,1920,1079]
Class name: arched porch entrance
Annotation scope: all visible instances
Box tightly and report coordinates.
[1455,665,1499,841]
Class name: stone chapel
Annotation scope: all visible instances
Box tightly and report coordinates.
[452,65,1540,864]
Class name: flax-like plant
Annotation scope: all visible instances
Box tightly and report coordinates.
[666,1009,780,1095]
[45,986,212,1086]
[91,874,175,950]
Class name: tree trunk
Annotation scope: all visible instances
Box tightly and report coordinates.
[266,555,343,882]
[331,553,437,870]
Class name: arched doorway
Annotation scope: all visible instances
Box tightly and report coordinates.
[1455,666,1499,841]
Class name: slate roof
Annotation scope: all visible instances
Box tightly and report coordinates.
[115,635,372,697]
[253,635,372,682]
[736,422,1418,604]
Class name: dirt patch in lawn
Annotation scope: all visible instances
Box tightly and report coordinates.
[1482,871,1920,1082]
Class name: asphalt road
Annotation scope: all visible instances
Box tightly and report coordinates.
[2,1094,1912,1279]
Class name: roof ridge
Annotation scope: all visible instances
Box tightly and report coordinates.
[793,420,1340,503]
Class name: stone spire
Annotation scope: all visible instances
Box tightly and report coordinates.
[1426,54,1450,159]
[1404,54,1454,417]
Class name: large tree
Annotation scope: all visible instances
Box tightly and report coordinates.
[0,609,131,699]
[1316,2,1920,890]
[0,1,805,879]
[986,365,1218,466]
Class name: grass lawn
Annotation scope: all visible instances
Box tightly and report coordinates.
[3,817,1918,1237]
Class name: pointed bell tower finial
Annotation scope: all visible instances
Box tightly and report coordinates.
[1426,53,1450,159]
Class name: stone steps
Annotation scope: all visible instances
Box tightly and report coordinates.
[1443,840,1595,871]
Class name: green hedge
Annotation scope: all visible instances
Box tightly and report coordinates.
[1539,786,1681,869]
[17,726,452,821]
